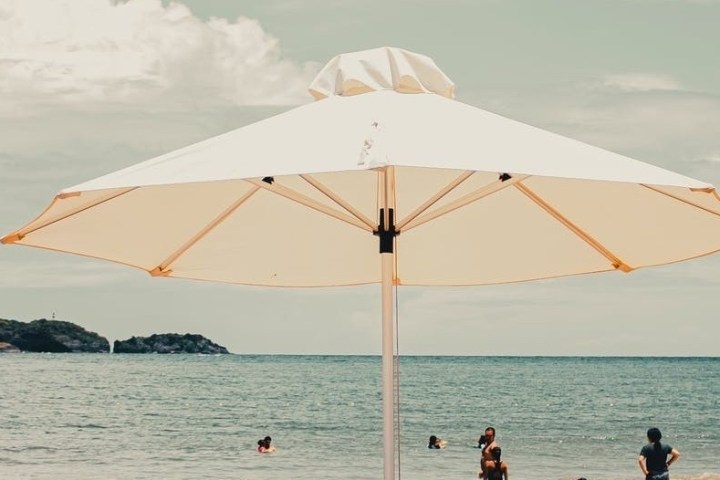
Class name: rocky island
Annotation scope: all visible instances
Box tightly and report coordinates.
[0,318,110,353]
[113,333,229,354]
[0,317,230,354]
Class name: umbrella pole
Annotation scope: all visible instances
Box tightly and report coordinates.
[378,168,398,480]
[381,250,395,480]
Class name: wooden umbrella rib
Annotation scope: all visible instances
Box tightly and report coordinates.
[642,184,720,218]
[149,185,261,276]
[2,187,138,243]
[401,174,529,233]
[300,174,376,229]
[396,170,474,230]
[246,178,373,232]
[514,182,633,272]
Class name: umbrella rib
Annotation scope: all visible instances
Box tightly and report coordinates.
[1,187,138,244]
[246,178,373,232]
[401,174,529,233]
[641,184,720,217]
[300,174,376,229]
[514,182,633,272]
[396,171,475,230]
[149,185,261,276]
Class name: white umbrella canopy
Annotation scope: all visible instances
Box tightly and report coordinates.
[4,47,720,479]
[4,49,720,286]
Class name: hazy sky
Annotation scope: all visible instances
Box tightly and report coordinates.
[1,0,719,355]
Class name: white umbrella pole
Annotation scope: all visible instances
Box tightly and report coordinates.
[381,250,395,480]
[379,168,398,480]
[380,167,397,480]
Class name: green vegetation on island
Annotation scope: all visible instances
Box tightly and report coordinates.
[113,334,229,354]
[0,318,110,353]
[0,318,230,354]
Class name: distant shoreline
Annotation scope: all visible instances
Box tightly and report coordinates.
[5,352,717,359]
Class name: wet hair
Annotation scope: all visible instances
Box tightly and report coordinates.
[264,436,272,443]
[491,446,502,462]
[485,426,496,436]
[428,435,438,448]
[257,440,265,447]
[647,428,662,451]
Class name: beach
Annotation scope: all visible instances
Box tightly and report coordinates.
[0,355,717,480]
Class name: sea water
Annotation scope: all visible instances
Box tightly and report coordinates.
[0,355,717,480]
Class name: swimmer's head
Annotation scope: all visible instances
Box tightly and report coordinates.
[491,446,502,461]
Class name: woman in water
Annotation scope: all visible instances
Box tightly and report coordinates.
[638,428,680,480]
[257,435,277,453]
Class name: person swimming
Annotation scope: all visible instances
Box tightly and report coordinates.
[428,435,447,449]
[257,435,276,453]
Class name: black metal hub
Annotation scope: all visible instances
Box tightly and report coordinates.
[374,208,397,254]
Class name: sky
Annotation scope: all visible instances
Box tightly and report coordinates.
[1,0,719,355]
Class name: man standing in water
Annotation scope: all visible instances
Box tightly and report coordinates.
[639,428,680,480]
[479,427,498,479]
[483,446,509,480]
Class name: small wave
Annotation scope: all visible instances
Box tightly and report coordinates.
[0,446,58,453]
[675,475,720,480]
[555,475,720,480]
[62,423,108,429]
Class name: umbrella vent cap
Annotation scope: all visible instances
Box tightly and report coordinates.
[308,47,455,100]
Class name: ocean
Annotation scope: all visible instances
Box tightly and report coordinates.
[0,355,717,480]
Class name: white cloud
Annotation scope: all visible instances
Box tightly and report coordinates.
[598,73,682,92]
[700,153,720,163]
[558,90,720,183]
[0,257,140,288]
[612,0,720,3]
[463,74,720,185]
[0,0,319,114]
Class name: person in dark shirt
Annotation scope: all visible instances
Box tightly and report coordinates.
[638,427,680,480]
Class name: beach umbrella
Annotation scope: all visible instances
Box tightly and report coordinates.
[3,47,720,480]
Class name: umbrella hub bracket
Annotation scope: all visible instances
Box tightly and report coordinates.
[374,208,398,254]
